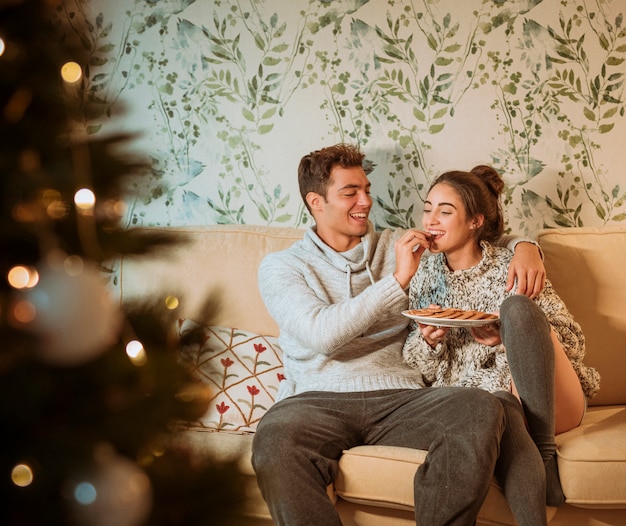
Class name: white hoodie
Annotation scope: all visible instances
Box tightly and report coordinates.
[258,222,425,401]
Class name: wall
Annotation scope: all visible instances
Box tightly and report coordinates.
[66,0,626,235]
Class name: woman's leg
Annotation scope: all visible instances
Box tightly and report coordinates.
[492,390,548,526]
[511,330,585,435]
[551,330,585,434]
[499,295,564,506]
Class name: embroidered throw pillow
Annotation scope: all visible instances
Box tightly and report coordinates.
[177,320,285,433]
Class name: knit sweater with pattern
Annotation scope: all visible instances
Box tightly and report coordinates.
[259,223,529,401]
[258,223,425,401]
[402,242,600,399]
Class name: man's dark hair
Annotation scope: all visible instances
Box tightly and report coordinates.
[298,144,365,212]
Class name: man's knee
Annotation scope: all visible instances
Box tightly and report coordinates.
[491,390,524,417]
[464,389,506,439]
[438,387,505,434]
[252,402,314,470]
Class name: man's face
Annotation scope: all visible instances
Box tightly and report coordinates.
[308,165,372,252]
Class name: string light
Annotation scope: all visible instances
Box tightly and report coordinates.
[7,265,39,289]
[126,340,147,366]
[74,188,96,215]
[11,463,34,488]
[164,295,179,309]
[60,61,82,83]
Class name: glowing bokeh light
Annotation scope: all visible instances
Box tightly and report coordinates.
[74,188,96,212]
[7,266,39,289]
[165,295,179,310]
[64,255,84,277]
[61,61,82,83]
[74,481,97,505]
[11,300,36,324]
[41,188,62,205]
[0,37,5,57]
[11,463,34,488]
[126,340,148,366]
[36,188,69,220]
[100,198,127,220]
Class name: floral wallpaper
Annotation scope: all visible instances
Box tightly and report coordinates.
[63,0,626,236]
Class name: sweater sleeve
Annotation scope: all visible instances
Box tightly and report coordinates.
[258,252,409,358]
[497,234,543,258]
[402,324,444,385]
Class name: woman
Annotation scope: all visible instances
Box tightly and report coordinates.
[402,166,600,515]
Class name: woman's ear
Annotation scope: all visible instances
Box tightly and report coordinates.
[470,215,484,229]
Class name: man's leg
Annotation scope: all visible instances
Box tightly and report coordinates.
[364,387,505,526]
[499,295,565,506]
[252,392,361,526]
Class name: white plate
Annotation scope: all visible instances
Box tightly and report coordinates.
[402,310,499,328]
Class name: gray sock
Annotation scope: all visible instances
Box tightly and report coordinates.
[500,295,565,506]
[492,391,549,525]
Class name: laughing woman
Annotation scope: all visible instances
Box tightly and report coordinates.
[402,166,600,516]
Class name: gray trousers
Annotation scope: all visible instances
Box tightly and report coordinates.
[252,386,506,526]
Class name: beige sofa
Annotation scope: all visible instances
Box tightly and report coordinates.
[117,224,626,525]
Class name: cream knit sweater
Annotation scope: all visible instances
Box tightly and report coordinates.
[258,223,425,401]
[402,242,600,399]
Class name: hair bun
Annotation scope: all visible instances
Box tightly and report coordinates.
[470,165,504,197]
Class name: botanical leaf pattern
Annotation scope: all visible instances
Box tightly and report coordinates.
[61,0,625,235]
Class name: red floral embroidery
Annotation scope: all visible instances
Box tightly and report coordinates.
[277,373,286,382]
[254,343,266,353]
[221,357,234,368]
[216,401,230,414]
[247,385,260,396]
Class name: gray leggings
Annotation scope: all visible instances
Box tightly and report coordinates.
[500,294,565,508]
[253,386,518,526]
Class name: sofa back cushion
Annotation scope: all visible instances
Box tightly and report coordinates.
[119,225,305,337]
[118,224,625,407]
[537,226,626,406]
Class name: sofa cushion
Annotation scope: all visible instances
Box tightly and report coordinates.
[556,405,626,507]
[537,226,626,406]
[119,225,305,336]
[335,445,557,524]
[177,321,285,433]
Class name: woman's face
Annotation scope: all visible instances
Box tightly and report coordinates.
[422,182,478,255]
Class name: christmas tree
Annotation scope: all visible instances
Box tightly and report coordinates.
[0,0,242,524]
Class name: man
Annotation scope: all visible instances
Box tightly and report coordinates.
[252,144,546,525]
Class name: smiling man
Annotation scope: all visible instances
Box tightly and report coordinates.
[251,143,547,526]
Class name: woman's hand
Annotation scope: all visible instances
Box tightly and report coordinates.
[470,323,502,346]
[419,323,449,348]
[417,304,449,348]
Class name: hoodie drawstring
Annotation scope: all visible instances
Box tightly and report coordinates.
[345,262,376,298]
[365,261,375,286]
